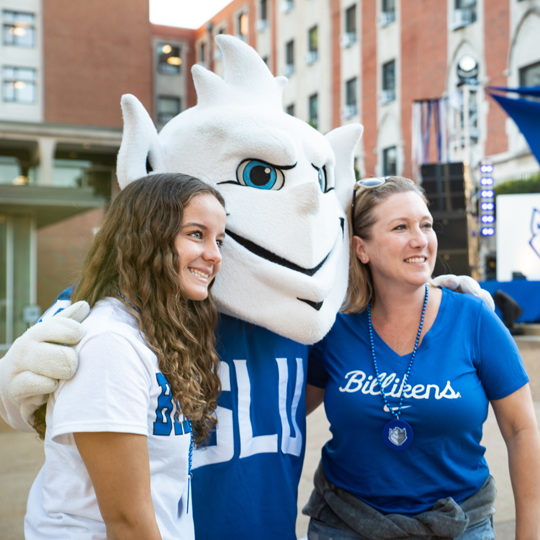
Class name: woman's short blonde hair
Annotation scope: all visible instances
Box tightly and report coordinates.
[342,176,429,314]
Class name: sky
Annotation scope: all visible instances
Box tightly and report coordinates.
[150,0,235,29]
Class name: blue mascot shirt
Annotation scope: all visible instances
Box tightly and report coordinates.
[193,313,308,539]
[43,290,309,540]
[308,287,529,515]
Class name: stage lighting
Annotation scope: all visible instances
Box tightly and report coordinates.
[480,164,494,174]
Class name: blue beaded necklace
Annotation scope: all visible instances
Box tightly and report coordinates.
[368,284,428,451]
[186,418,194,514]
[116,291,139,312]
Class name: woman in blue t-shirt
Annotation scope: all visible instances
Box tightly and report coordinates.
[304,176,540,540]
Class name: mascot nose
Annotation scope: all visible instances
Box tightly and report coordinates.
[291,182,321,215]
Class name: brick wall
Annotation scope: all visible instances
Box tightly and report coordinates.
[330,0,341,129]
[484,0,510,156]
[43,0,153,127]
[400,0,447,179]
[361,0,377,176]
[37,208,106,311]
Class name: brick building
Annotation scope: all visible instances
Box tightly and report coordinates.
[1,0,539,347]
[0,0,152,349]
[184,0,539,182]
[179,0,540,276]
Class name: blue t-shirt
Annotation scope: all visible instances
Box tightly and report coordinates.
[308,287,529,516]
[193,314,308,540]
[44,289,309,540]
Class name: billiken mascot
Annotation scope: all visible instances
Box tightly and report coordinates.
[0,36,490,539]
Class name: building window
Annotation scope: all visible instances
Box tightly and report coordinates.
[345,4,357,35]
[257,0,268,31]
[215,29,225,60]
[0,215,35,347]
[344,77,358,118]
[3,11,35,48]
[286,104,295,116]
[157,96,181,124]
[341,5,357,47]
[238,12,248,40]
[381,60,395,104]
[519,61,540,87]
[452,0,477,30]
[157,43,182,75]
[383,146,397,176]
[2,67,36,104]
[307,26,318,65]
[379,0,395,26]
[284,40,294,76]
[309,93,319,129]
[199,42,206,65]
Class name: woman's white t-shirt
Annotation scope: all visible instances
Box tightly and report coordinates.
[24,298,194,540]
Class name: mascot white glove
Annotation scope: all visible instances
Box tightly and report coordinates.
[432,274,495,311]
[0,301,90,432]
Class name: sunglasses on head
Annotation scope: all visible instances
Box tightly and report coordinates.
[351,177,389,221]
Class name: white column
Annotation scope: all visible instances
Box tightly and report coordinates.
[38,137,57,186]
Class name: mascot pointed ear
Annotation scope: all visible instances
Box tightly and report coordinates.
[117,94,166,189]
[192,64,228,108]
[325,124,364,211]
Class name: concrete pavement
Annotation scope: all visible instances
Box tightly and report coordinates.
[0,332,538,539]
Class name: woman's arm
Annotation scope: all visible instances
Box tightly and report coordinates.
[306,383,325,416]
[74,432,162,540]
[491,384,540,540]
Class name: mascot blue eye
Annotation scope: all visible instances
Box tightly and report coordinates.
[317,169,325,191]
[237,160,285,190]
[312,164,329,192]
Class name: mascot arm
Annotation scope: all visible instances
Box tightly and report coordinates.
[432,274,495,311]
[0,301,89,432]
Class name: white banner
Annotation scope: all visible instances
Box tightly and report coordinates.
[496,193,540,281]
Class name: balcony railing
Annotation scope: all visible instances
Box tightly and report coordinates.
[283,64,295,77]
[379,89,396,104]
[305,51,318,66]
[451,8,474,30]
[378,11,396,28]
[256,19,268,32]
[342,104,358,119]
[340,32,357,48]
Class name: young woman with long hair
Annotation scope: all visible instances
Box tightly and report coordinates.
[304,176,540,540]
[25,173,226,540]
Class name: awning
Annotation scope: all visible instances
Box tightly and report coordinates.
[0,185,107,228]
[486,86,540,164]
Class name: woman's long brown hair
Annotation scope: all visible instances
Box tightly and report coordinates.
[36,173,224,444]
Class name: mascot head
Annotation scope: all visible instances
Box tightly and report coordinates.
[117,35,363,345]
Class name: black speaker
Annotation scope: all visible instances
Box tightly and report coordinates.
[421,163,466,212]
[421,163,471,277]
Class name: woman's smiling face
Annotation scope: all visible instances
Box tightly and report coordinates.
[174,194,227,301]
[353,191,437,289]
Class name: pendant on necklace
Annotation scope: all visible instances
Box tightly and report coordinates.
[383,419,414,451]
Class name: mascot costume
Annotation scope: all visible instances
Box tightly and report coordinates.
[0,36,492,539]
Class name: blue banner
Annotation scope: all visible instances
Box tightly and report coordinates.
[487,87,540,164]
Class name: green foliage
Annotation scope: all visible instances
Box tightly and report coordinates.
[494,173,540,196]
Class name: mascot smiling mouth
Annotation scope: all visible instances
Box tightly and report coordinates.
[226,217,345,312]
